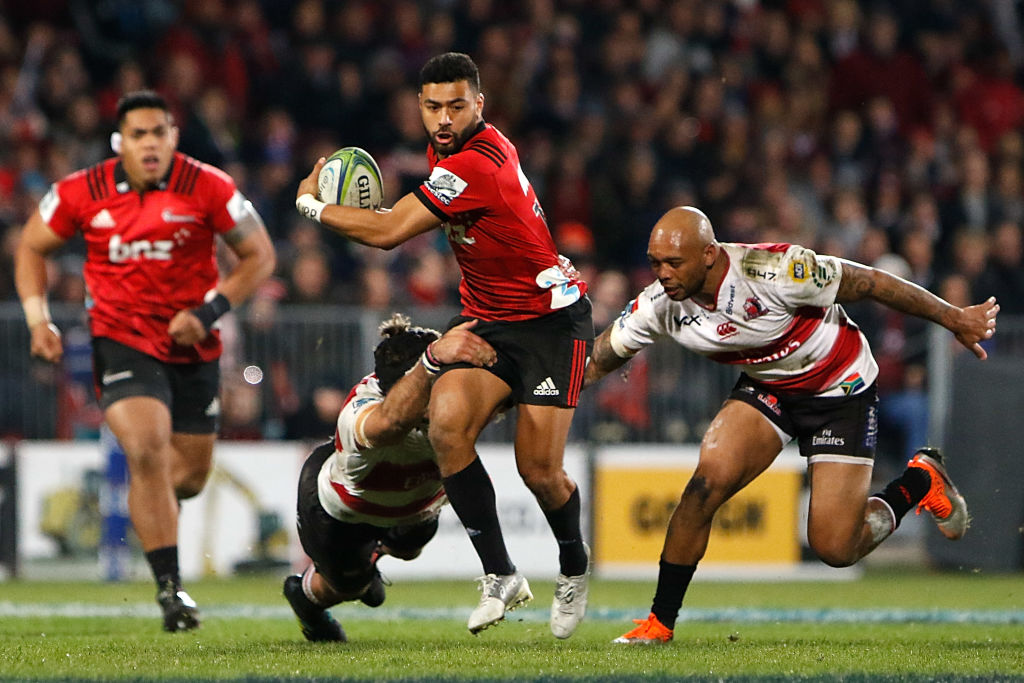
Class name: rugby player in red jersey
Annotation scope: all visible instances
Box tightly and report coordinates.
[295,53,593,638]
[15,91,276,632]
[583,207,999,644]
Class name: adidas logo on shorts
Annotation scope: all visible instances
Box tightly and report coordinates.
[533,377,559,397]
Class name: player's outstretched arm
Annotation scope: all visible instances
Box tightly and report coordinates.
[360,321,497,447]
[836,260,999,359]
[295,158,439,249]
[14,210,67,363]
[584,325,633,388]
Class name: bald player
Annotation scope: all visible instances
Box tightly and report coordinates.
[585,207,999,644]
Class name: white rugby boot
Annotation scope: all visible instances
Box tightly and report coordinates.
[550,542,591,639]
[467,571,532,634]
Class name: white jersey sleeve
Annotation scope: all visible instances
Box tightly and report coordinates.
[335,377,383,453]
[759,244,843,309]
[608,281,671,357]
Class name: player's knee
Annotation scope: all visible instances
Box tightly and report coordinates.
[427,420,475,467]
[329,566,375,598]
[385,546,422,561]
[174,467,212,500]
[518,464,570,505]
[120,436,170,474]
[681,466,736,513]
[808,535,858,568]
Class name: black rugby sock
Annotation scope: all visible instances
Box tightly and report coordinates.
[542,486,588,576]
[651,560,696,630]
[872,466,931,524]
[146,546,181,588]
[442,457,516,576]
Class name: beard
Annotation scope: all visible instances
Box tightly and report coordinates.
[428,125,471,157]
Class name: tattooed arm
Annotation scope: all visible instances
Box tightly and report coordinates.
[584,325,635,388]
[835,260,999,360]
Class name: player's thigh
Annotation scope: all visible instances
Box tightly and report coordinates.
[94,337,174,453]
[169,432,215,466]
[428,367,510,439]
[104,396,173,457]
[384,517,439,556]
[694,399,784,495]
[514,403,574,476]
[295,443,378,587]
[806,460,872,542]
[169,432,215,496]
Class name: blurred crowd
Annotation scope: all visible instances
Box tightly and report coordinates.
[1,0,1022,455]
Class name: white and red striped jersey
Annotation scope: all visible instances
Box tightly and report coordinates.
[316,374,446,526]
[610,243,878,397]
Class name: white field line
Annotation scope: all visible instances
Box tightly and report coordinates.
[0,602,1022,624]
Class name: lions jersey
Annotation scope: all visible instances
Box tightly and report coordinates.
[611,243,878,397]
[317,374,446,527]
[39,153,245,363]
[414,122,587,321]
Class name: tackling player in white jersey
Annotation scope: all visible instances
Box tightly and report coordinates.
[585,207,999,644]
[283,314,495,642]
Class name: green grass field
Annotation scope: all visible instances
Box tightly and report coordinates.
[2,570,1023,681]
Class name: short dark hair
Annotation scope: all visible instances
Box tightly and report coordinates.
[419,52,480,92]
[373,313,441,394]
[116,90,171,125]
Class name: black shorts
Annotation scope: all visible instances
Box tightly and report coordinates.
[443,296,594,407]
[92,337,220,434]
[295,443,439,593]
[729,375,879,464]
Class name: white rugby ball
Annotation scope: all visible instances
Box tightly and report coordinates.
[317,147,384,210]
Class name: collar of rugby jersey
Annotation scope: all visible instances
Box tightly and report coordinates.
[113,156,175,194]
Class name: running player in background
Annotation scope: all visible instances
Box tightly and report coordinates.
[283,314,496,642]
[584,207,998,644]
[295,53,593,638]
[15,90,276,632]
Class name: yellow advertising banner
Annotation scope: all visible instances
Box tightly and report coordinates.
[594,447,803,573]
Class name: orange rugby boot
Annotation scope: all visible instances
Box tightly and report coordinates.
[907,447,969,540]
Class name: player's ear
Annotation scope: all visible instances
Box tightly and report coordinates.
[169,124,180,149]
[704,242,718,268]
[110,132,122,154]
[476,91,485,115]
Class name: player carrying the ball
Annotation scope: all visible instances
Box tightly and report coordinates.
[295,52,593,638]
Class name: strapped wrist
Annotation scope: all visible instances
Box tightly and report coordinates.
[22,295,51,329]
[420,342,442,375]
[296,193,326,223]
[192,292,231,332]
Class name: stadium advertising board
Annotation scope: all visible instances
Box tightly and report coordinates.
[14,440,304,580]
[594,445,804,578]
[11,441,590,581]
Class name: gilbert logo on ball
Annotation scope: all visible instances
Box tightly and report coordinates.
[317,147,384,209]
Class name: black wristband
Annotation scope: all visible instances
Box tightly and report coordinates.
[192,293,231,332]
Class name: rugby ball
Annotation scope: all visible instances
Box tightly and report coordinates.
[317,147,384,210]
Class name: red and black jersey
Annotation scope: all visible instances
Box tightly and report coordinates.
[39,152,242,363]
[414,122,587,321]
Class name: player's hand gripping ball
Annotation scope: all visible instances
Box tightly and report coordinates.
[317,147,384,210]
